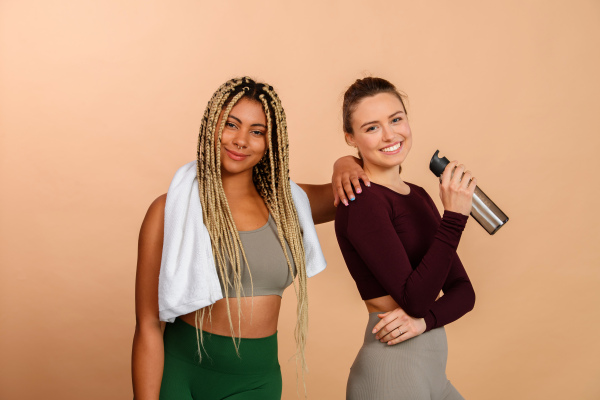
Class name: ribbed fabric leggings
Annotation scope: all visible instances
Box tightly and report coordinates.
[346,313,464,400]
[159,318,282,400]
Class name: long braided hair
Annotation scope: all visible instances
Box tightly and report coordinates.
[195,77,309,373]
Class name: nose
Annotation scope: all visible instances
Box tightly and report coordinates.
[382,124,394,141]
[232,129,249,149]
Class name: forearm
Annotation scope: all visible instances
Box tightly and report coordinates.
[392,211,470,316]
[297,183,336,224]
[423,253,475,331]
[424,280,475,331]
[132,323,165,399]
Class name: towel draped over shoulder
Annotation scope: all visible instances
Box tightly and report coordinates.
[158,161,327,322]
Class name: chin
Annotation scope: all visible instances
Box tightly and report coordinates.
[221,160,257,176]
[383,152,407,166]
[222,165,250,175]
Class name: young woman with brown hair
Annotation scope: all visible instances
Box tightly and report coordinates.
[335,77,476,399]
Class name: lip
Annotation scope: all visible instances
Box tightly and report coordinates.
[379,141,403,155]
[225,148,249,161]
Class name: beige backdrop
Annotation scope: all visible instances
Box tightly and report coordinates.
[1,1,599,399]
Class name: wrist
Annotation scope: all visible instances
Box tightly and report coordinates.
[442,210,469,225]
[423,312,436,332]
[334,155,360,166]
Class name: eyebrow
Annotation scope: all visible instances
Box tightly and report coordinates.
[360,111,405,129]
[228,114,267,129]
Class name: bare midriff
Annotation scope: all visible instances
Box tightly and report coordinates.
[365,293,443,314]
[179,295,282,338]
[364,295,400,314]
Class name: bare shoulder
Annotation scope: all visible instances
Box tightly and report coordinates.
[138,194,167,254]
[142,194,166,229]
[147,194,167,219]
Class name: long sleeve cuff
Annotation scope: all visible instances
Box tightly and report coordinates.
[434,211,469,249]
[424,310,437,332]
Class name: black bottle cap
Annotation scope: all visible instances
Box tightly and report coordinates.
[429,150,450,177]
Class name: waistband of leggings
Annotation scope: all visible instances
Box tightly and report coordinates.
[363,312,445,344]
[163,317,279,375]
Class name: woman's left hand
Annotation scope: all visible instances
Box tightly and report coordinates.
[372,308,426,345]
[332,156,370,207]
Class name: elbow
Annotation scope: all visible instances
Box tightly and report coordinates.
[134,318,164,337]
[468,285,476,312]
[461,283,476,314]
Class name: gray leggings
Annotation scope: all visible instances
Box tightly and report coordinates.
[346,313,464,400]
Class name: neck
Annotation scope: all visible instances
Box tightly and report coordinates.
[220,169,257,199]
[363,161,403,188]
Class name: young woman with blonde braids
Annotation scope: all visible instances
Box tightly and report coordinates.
[335,77,476,399]
[132,77,366,400]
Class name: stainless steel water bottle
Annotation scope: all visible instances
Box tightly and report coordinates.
[429,150,509,235]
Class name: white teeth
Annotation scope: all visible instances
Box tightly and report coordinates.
[381,143,402,152]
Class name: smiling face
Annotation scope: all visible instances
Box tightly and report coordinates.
[345,92,412,173]
[217,97,268,178]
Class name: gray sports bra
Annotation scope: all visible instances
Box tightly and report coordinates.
[218,214,297,298]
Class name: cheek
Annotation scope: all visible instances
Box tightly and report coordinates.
[256,136,268,153]
[219,129,233,144]
[402,124,412,138]
[358,135,380,151]
[215,128,228,148]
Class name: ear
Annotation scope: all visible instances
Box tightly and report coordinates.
[344,132,356,147]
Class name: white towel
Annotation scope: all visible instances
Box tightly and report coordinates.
[158,161,327,322]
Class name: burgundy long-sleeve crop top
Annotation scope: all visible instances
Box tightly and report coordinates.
[335,182,475,331]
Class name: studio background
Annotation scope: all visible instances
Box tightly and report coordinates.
[1,1,599,399]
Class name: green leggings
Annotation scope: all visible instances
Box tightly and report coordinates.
[160,318,282,400]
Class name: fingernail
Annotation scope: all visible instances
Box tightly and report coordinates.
[356,189,362,194]
[387,341,392,345]
[350,197,355,201]
[366,183,371,187]
[343,200,349,206]
[372,328,377,334]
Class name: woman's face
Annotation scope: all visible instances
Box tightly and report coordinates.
[345,92,412,172]
[217,97,268,177]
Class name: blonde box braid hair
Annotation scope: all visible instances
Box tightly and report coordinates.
[195,77,309,374]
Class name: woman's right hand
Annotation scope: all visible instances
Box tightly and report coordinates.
[372,308,426,345]
[439,161,477,216]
